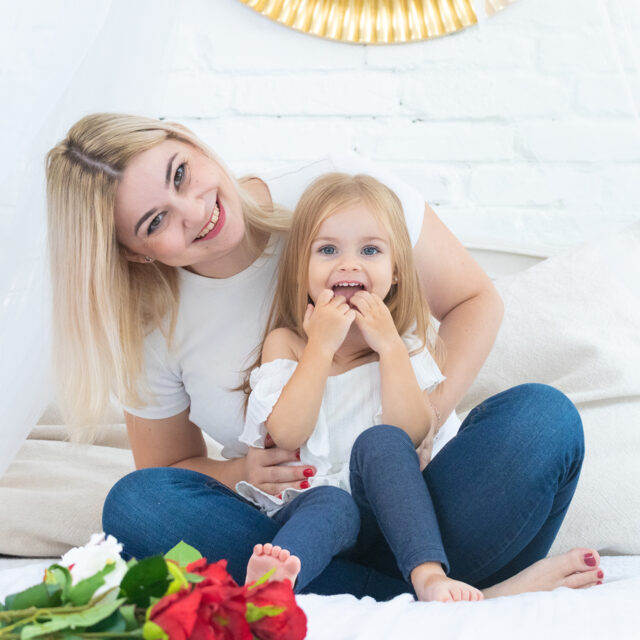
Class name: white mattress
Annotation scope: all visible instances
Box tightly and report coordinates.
[2,556,639,639]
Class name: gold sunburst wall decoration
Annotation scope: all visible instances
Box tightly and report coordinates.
[238,0,518,45]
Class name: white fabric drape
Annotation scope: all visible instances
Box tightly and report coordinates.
[0,0,175,477]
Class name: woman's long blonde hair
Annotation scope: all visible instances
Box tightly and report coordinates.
[241,173,442,400]
[46,113,290,438]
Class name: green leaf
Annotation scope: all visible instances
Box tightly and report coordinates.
[4,583,61,610]
[183,573,205,584]
[44,565,72,597]
[163,542,202,568]
[142,620,169,640]
[245,602,286,623]
[85,609,126,633]
[119,604,139,631]
[246,568,275,590]
[119,557,170,608]
[67,563,116,606]
[19,598,124,639]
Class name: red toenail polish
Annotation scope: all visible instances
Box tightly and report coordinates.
[277,493,282,499]
[597,570,603,579]
[300,480,310,489]
[584,554,596,567]
[295,451,301,460]
[303,468,314,477]
[597,580,602,585]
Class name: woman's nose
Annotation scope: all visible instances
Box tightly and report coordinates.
[180,197,206,228]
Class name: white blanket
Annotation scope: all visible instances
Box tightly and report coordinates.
[2,557,639,639]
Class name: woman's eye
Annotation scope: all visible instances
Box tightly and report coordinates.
[174,163,186,189]
[319,246,336,255]
[147,211,166,235]
[362,246,379,256]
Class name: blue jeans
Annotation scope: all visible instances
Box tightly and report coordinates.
[269,485,360,593]
[103,384,584,599]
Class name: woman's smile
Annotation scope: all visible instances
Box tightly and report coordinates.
[193,198,225,242]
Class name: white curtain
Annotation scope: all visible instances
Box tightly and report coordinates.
[0,0,175,477]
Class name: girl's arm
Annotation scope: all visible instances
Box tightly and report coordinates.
[378,341,434,445]
[264,289,356,450]
[413,204,504,426]
[261,328,333,451]
[350,292,433,445]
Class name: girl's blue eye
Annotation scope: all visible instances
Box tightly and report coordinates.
[362,246,379,255]
[174,163,186,189]
[319,246,336,255]
[147,211,166,235]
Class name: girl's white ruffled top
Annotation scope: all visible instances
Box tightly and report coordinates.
[236,338,461,516]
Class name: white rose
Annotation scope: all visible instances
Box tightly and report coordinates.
[60,532,129,601]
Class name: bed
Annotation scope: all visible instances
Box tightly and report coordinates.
[2,223,639,638]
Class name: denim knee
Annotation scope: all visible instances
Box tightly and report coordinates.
[517,383,583,455]
[350,424,412,466]
[480,383,584,466]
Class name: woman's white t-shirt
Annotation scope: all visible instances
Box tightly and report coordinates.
[122,154,428,458]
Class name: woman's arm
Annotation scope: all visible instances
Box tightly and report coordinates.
[413,204,504,424]
[125,408,310,494]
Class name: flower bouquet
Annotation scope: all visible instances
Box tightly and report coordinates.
[0,534,307,639]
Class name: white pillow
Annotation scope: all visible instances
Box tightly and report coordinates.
[460,222,640,555]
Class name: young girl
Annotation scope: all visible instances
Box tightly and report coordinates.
[238,173,483,602]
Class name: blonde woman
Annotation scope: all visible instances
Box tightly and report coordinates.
[46,113,603,600]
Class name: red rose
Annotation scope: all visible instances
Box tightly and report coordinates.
[149,588,202,640]
[190,580,252,640]
[152,559,252,640]
[246,580,307,640]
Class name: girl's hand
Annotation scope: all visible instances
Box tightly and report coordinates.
[244,437,315,495]
[350,291,403,354]
[303,288,356,355]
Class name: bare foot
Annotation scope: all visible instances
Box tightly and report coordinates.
[411,562,484,602]
[245,543,301,587]
[483,548,604,599]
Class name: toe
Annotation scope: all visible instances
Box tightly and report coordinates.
[563,568,600,589]
[253,543,263,555]
[272,545,282,556]
[263,543,273,554]
[279,548,291,561]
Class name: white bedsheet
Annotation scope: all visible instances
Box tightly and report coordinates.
[2,556,639,639]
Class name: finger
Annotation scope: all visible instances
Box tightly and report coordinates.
[317,289,334,305]
[261,479,314,495]
[256,445,301,466]
[329,293,346,306]
[303,304,314,324]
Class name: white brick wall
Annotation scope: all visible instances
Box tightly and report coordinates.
[2,0,639,255]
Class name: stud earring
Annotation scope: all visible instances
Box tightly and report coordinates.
[144,256,153,263]
[392,275,398,284]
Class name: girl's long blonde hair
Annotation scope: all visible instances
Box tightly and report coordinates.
[241,173,443,400]
[46,113,290,439]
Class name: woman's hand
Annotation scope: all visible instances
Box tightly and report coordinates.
[350,291,403,354]
[303,288,355,356]
[243,435,316,496]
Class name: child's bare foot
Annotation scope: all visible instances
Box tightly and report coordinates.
[411,562,484,602]
[483,548,603,599]
[245,543,301,587]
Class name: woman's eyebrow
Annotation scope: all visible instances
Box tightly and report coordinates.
[133,153,179,235]
[165,152,178,186]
